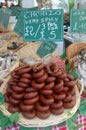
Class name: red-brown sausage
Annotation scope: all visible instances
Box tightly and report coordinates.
[22,109,36,119]
[32,69,44,78]
[50,101,63,109]
[20,78,31,84]
[24,95,39,105]
[20,102,34,111]
[53,92,66,100]
[36,102,49,112]
[36,73,48,83]
[43,82,54,89]
[8,104,19,113]
[36,110,50,119]
[12,86,24,93]
[40,95,54,105]
[50,107,64,115]
[24,92,38,99]
[31,80,45,89]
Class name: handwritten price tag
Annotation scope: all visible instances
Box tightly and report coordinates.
[37,41,57,58]
[70,9,86,33]
[23,9,63,42]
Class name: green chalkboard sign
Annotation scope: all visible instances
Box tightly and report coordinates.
[0,8,11,29]
[23,9,63,42]
[37,41,57,58]
[70,9,86,33]
[14,12,24,37]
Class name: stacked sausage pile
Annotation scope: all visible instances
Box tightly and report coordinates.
[4,63,76,119]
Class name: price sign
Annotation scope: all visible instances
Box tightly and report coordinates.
[0,8,11,29]
[23,9,63,42]
[70,9,86,33]
[37,41,57,58]
[14,12,24,37]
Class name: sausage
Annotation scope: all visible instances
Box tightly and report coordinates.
[22,109,36,119]
[33,63,44,72]
[12,92,24,100]
[8,104,19,113]
[20,78,31,84]
[18,82,28,88]
[11,72,20,79]
[50,101,63,109]
[45,63,58,74]
[14,65,30,72]
[40,95,54,105]
[6,86,13,94]
[54,86,63,93]
[64,78,70,82]
[63,86,69,92]
[36,73,48,83]
[24,92,38,99]
[63,93,72,102]
[32,69,44,78]
[12,86,24,93]
[69,87,75,96]
[64,99,76,108]
[43,82,54,89]
[51,70,62,77]
[36,110,50,119]
[11,78,19,82]
[36,102,49,112]
[64,81,75,87]
[53,92,66,100]
[24,95,39,105]
[59,73,67,79]
[25,87,36,92]
[46,76,56,83]
[21,73,32,79]
[53,79,64,90]
[50,107,64,115]
[40,90,53,95]
[67,74,74,81]
[31,80,45,90]
[19,102,34,111]
[8,81,17,86]
[4,93,9,103]
[17,67,31,74]
[9,96,20,105]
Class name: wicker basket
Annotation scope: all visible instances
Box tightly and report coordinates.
[66,43,86,64]
[0,77,83,127]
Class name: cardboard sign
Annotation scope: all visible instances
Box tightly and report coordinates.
[0,8,11,29]
[23,9,63,42]
[37,41,57,58]
[70,9,86,33]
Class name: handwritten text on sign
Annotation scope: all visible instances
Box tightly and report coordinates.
[23,9,63,42]
[70,9,86,33]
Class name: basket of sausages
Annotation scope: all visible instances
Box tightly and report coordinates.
[0,61,83,127]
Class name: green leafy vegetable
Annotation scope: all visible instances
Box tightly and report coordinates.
[0,92,4,104]
[79,100,86,116]
[0,111,19,130]
[9,112,19,122]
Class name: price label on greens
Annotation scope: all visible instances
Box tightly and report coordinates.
[0,8,11,29]
[37,41,57,58]
[23,9,63,42]
[70,9,86,33]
